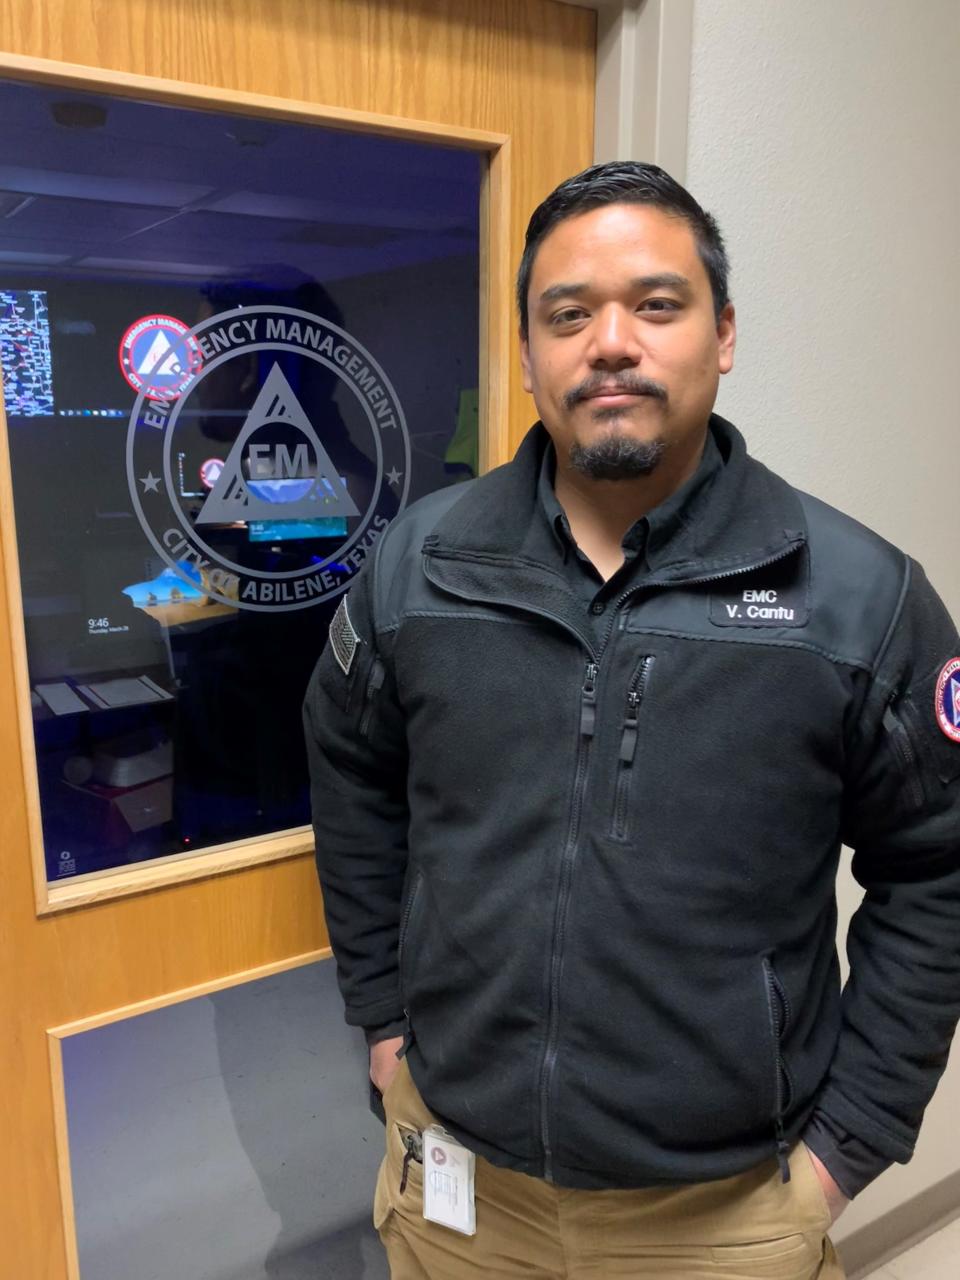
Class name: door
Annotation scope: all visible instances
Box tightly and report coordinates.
[0,1,595,1275]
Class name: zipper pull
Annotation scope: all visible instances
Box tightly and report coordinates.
[619,657,654,763]
[619,690,640,763]
[359,657,386,738]
[775,1117,791,1183]
[580,662,599,738]
[368,659,386,697]
[397,1020,415,1060]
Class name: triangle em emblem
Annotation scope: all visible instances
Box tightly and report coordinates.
[196,363,360,525]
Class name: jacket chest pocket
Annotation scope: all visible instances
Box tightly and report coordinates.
[609,655,655,841]
[883,690,960,815]
[314,614,382,731]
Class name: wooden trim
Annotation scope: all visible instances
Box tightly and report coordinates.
[0,398,48,915]
[48,946,333,1038]
[0,53,509,914]
[42,830,317,914]
[47,1034,81,1280]
[478,139,513,472]
[45,946,332,1280]
[0,51,508,150]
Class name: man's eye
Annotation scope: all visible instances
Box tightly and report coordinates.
[550,308,586,325]
[640,298,679,313]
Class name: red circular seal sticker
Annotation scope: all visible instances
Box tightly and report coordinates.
[199,457,225,490]
[119,314,202,400]
[934,657,960,744]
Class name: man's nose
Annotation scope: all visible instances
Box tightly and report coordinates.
[587,306,640,367]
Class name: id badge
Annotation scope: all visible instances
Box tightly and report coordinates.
[421,1123,476,1236]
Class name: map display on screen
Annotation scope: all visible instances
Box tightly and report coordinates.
[0,289,54,417]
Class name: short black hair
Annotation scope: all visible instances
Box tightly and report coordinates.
[517,161,730,339]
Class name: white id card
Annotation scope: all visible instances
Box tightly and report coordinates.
[421,1124,476,1236]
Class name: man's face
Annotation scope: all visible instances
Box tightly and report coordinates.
[520,203,735,478]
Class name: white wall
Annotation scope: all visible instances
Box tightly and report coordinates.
[685,0,960,1241]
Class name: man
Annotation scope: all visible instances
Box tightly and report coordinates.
[304,163,960,1278]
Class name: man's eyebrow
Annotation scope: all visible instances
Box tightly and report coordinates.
[537,273,693,306]
[538,282,588,305]
[631,273,692,291]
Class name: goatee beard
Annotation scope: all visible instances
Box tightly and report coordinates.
[561,372,669,480]
[569,431,667,480]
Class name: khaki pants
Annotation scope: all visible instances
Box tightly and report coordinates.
[374,1058,845,1279]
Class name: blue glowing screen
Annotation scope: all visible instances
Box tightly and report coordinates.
[0,289,54,416]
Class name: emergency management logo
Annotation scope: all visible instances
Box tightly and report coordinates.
[126,305,410,612]
[934,657,960,744]
[119,314,202,399]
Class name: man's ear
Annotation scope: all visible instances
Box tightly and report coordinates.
[519,331,533,394]
[717,302,736,376]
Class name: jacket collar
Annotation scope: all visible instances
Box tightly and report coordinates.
[421,416,807,647]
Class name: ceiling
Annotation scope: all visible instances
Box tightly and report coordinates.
[0,79,481,287]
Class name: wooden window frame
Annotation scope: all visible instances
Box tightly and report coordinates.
[0,52,511,916]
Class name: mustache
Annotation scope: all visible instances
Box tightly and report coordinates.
[563,373,668,411]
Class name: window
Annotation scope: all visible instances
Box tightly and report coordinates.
[0,78,481,884]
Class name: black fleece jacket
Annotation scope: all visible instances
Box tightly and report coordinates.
[304,416,960,1195]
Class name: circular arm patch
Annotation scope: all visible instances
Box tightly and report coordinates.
[935,658,960,743]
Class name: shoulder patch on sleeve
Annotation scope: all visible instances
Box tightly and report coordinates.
[330,596,361,676]
[935,657,960,743]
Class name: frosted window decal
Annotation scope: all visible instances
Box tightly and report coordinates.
[0,79,480,882]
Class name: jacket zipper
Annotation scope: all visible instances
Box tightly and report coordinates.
[423,540,804,1177]
[397,870,423,1019]
[762,956,792,1183]
[424,540,803,663]
[611,656,655,840]
[882,698,925,809]
[359,657,385,738]
[598,542,805,653]
[647,540,804,589]
[538,660,598,1181]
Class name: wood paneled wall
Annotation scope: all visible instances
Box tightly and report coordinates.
[0,1,595,1275]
